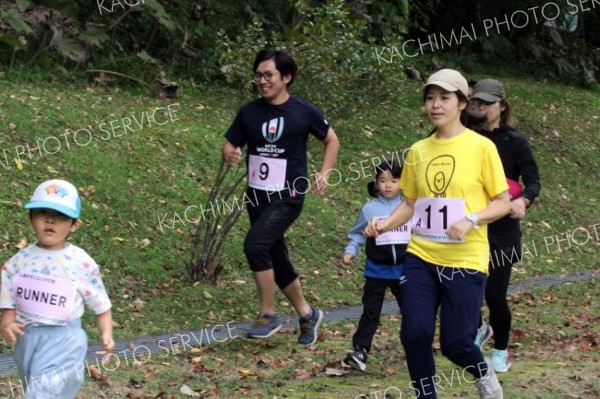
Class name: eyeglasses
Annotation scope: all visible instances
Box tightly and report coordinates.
[253,71,279,82]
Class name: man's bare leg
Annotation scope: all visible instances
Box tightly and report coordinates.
[282,278,312,318]
[253,269,277,314]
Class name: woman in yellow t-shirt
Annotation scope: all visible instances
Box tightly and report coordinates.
[365,69,510,399]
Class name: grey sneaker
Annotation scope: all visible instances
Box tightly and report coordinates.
[298,307,323,345]
[475,321,493,349]
[246,313,282,339]
[476,357,503,399]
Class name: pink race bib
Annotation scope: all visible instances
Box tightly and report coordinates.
[412,198,465,243]
[375,216,411,245]
[13,272,77,325]
[248,155,287,191]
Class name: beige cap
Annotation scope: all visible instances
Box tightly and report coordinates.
[424,69,469,98]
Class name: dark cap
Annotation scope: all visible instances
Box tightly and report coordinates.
[472,79,506,102]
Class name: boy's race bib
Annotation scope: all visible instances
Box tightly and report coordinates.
[13,272,77,325]
[375,216,411,245]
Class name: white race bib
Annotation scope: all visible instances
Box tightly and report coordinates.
[248,155,287,191]
[375,216,411,245]
[412,198,465,243]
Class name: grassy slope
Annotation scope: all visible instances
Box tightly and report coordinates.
[1,281,596,398]
[0,70,598,398]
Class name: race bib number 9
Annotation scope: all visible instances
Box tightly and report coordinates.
[412,198,465,243]
[375,216,411,245]
[248,155,287,191]
[13,272,77,325]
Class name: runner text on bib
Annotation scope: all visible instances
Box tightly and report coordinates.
[375,216,411,245]
[13,272,77,325]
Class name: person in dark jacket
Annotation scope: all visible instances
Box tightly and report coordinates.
[341,159,409,372]
[469,79,541,373]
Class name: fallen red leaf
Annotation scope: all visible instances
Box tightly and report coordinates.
[295,368,312,380]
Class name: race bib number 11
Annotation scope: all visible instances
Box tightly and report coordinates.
[412,198,465,243]
[248,155,287,191]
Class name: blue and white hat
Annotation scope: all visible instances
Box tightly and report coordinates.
[25,179,81,219]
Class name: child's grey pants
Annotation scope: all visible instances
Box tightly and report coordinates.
[14,319,88,399]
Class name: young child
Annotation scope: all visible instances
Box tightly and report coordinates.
[341,159,410,371]
[0,179,114,398]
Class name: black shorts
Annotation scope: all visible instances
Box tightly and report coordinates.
[243,195,303,289]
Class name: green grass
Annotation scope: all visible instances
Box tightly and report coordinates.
[1,280,595,398]
[0,66,598,397]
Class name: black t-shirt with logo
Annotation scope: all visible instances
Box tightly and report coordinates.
[225,96,330,200]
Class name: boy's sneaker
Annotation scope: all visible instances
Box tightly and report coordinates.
[491,348,512,373]
[475,321,493,349]
[476,357,503,399]
[246,313,282,339]
[298,307,324,345]
[342,346,368,372]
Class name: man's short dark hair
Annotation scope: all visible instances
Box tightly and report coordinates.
[253,50,298,87]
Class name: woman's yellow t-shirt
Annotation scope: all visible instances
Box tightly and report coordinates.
[400,129,508,274]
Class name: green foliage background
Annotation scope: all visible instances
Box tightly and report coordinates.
[0,0,598,91]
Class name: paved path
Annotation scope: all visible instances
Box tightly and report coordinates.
[0,270,597,375]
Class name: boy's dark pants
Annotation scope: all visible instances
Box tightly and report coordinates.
[352,277,402,352]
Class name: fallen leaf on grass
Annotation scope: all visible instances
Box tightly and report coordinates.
[580,343,591,351]
[513,329,524,338]
[127,377,142,388]
[88,366,109,388]
[256,359,270,368]
[131,298,146,310]
[324,367,350,377]
[541,220,552,229]
[180,384,200,397]
[237,368,253,377]
[15,238,27,249]
[295,368,312,380]
[188,363,207,374]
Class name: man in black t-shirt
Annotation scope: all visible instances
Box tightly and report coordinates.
[222,50,339,345]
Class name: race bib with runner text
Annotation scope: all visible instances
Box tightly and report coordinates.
[375,216,411,245]
[13,272,77,325]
